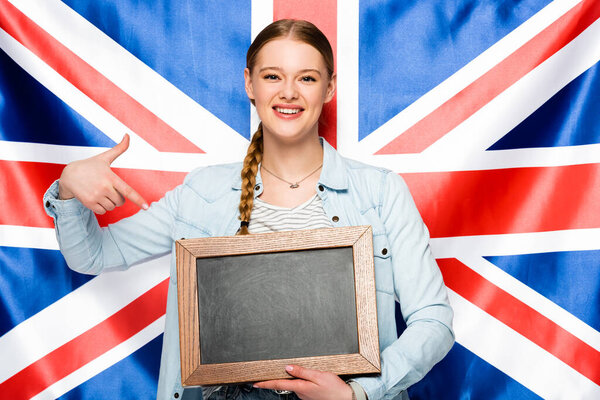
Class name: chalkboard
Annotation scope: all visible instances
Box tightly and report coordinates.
[176,226,380,386]
[196,247,358,364]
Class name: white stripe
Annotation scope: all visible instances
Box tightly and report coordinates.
[336,0,359,156]
[430,229,600,357]
[423,16,600,158]
[0,255,169,381]
[350,144,600,173]
[430,229,600,258]
[0,140,237,172]
[355,0,583,155]
[0,25,242,168]
[251,0,273,41]
[0,27,157,156]
[30,316,165,400]
[8,0,249,156]
[347,14,600,173]
[450,289,600,399]
[460,254,600,352]
[250,0,274,135]
[0,226,58,250]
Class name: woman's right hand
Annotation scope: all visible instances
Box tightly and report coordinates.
[58,134,148,214]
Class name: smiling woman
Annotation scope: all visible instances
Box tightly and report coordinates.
[44,19,454,400]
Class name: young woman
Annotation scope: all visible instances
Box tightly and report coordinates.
[44,20,454,400]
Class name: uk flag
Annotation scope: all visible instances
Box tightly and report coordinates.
[1,0,599,399]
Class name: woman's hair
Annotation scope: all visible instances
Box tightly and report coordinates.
[237,19,334,235]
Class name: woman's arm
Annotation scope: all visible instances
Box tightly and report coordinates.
[352,171,455,399]
[44,180,180,275]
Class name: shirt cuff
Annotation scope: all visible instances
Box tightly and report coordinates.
[348,380,368,400]
[43,179,88,217]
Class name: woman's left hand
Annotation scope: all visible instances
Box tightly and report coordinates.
[253,365,353,400]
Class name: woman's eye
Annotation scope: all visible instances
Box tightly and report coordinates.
[263,74,279,80]
[301,76,316,82]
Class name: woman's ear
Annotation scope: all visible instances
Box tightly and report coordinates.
[244,68,255,100]
[324,72,336,104]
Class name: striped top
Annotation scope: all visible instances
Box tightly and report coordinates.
[249,194,332,233]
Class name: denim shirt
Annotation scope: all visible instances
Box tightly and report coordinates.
[44,140,454,400]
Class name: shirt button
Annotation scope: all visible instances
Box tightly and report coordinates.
[174,393,179,399]
[254,184,260,191]
[382,248,388,255]
[45,201,51,208]
[332,216,339,223]
[318,185,324,191]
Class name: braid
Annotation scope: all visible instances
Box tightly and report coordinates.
[237,123,264,235]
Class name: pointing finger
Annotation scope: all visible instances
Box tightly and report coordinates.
[99,134,130,164]
[112,173,149,210]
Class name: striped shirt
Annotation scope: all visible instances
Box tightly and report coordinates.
[249,194,332,233]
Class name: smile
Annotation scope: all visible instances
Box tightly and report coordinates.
[275,107,301,114]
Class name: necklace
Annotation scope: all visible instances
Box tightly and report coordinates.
[261,163,323,189]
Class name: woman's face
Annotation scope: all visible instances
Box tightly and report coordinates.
[244,38,336,144]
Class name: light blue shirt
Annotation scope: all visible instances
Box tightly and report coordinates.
[44,139,454,400]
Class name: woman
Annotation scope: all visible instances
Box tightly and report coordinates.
[44,19,454,400]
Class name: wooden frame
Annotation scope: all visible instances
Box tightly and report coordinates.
[176,225,380,386]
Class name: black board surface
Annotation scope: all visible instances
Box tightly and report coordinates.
[196,247,358,364]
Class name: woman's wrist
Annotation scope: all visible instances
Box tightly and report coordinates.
[57,180,74,200]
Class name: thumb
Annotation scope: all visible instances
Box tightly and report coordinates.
[99,133,130,164]
[285,365,319,382]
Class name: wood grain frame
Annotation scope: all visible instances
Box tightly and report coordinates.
[175,225,380,386]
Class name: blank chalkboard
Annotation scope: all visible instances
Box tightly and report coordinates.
[176,226,380,386]
[196,247,358,364]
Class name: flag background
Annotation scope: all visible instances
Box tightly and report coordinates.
[1,0,599,399]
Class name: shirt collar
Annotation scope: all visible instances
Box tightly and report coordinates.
[232,165,262,191]
[231,137,348,191]
[318,137,348,190]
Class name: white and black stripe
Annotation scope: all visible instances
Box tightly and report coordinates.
[249,194,332,234]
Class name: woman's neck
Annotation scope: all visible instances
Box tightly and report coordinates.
[260,133,323,179]
[258,130,324,208]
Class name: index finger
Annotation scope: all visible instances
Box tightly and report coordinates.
[112,173,148,210]
[253,379,308,392]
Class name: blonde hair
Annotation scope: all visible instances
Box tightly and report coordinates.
[237,19,334,234]
[237,123,263,234]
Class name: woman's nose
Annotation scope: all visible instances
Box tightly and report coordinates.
[279,80,298,100]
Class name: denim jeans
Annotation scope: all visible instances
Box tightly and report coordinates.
[206,385,300,400]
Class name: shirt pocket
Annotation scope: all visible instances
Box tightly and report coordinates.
[173,218,212,240]
[372,233,394,295]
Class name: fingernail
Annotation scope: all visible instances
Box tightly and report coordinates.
[142,203,149,210]
[285,365,293,372]
[252,384,259,388]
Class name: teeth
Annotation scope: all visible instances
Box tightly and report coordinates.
[275,107,301,114]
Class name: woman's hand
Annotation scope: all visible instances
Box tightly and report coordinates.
[253,365,353,400]
[58,134,148,214]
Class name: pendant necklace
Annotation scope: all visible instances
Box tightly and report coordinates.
[261,163,323,189]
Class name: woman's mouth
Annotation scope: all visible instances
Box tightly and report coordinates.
[273,105,304,119]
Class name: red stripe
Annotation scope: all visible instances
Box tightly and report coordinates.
[0,279,168,399]
[439,258,600,385]
[274,0,337,148]
[377,0,600,154]
[0,0,203,153]
[402,163,600,238]
[5,161,599,237]
[0,160,185,228]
